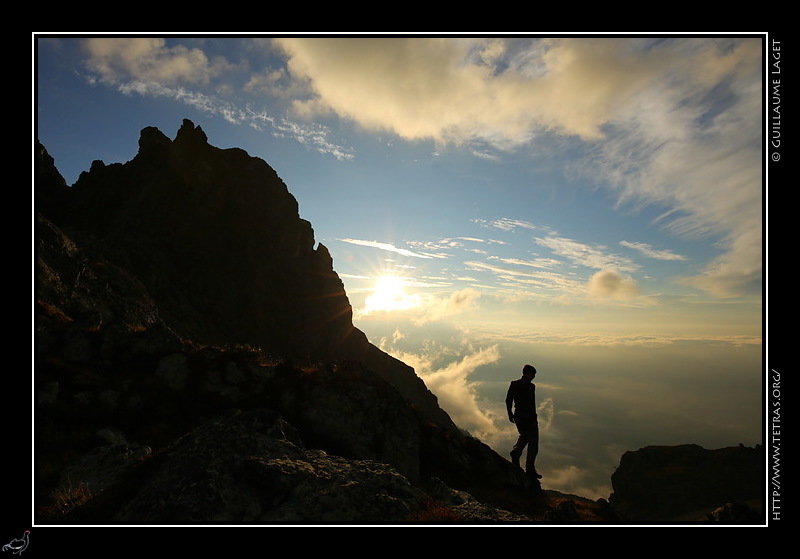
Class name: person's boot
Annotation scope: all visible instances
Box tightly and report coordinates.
[510,451,520,468]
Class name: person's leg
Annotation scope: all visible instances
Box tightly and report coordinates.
[525,418,540,477]
[511,413,534,467]
[510,430,529,467]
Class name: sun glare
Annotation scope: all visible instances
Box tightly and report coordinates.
[363,274,421,314]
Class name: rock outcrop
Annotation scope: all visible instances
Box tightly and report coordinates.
[608,443,763,522]
[58,408,431,524]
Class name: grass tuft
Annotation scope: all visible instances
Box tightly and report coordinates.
[38,481,94,522]
[407,498,464,522]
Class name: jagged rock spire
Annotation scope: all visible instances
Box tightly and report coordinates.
[174,118,209,147]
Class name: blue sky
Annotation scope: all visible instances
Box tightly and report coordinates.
[34,34,765,500]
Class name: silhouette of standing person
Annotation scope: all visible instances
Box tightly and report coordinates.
[506,364,541,479]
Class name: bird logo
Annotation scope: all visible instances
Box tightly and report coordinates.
[2,531,29,555]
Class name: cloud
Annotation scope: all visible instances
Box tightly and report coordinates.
[580,39,762,297]
[338,238,437,259]
[415,288,481,324]
[544,465,608,501]
[83,37,227,85]
[467,323,762,348]
[678,233,762,297]
[536,396,556,431]
[266,117,355,160]
[465,260,579,294]
[356,285,481,324]
[535,235,638,272]
[587,269,640,300]
[387,343,502,439]
[490,256,562,270]
[79,37,354,160]
[270,37,697,146]
[273,37,519,145]
[620,241,686,261]
[474,217,543,232]
[406,238,506,259]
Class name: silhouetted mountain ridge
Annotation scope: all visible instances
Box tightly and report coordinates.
[35,120,553,523]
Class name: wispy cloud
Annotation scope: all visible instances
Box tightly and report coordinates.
[338,238,439,259]
[577,40,762,297]
[489,256,561,269]
[473,218,543,232]
[465,260,581,293]
[535,235,638,272]
[80,37,354,160]
[620,240,686,261]
[111,80,355,159]
[406,238,505,258]
[439,236,492,245]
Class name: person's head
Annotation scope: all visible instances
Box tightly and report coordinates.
[522,364,536,379]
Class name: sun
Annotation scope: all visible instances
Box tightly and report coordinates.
[363,274,421,314]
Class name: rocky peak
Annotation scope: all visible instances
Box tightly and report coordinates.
[134,125,172,162]
[174,117,209,147]
[62,120,346,361]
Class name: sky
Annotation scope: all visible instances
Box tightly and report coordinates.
[34,34,766,501]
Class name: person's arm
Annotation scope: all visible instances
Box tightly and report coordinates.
[506,383,515,423]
